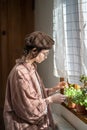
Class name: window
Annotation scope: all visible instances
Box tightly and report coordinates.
[53,0,87,84]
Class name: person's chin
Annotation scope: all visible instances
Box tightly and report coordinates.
[39,61,43,63]
[39,60,44,63]
[37,59,45,63]
[36,61,42,63]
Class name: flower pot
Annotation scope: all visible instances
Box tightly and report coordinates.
[68,102,76,109]
[66,98,76,109]
[76,104,87,114]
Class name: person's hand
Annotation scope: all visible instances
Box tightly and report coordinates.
[51,93,66,103]
[56,81,68,90]
[46,81,68,96]
[48,93,66,104]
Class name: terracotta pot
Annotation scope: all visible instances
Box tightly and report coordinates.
[76,104,87,114]
[66,97,76,109]
[68,101,76,109]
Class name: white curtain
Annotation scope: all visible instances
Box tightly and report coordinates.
[53,0,87,84]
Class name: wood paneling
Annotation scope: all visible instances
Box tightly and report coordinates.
[0,0,8,108]
[0,0,34,108]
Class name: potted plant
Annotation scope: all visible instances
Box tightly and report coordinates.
[71,75,87,114]
[84,94,87,110]
[64,75,87,114]
[64,84,87,113]
[80,74,87,88]
[80,87,87,110]
[64,84,76,109]
[72,88,87,114]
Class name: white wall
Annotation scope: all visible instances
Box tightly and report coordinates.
[35,1,87,129]
[35,0,58,88]
[35,0,61,116]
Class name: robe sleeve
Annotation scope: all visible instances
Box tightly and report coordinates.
[11,69,47,124]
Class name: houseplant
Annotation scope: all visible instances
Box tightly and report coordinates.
[70,75,87,114]
[80,74,87,87]
[79,75,87,110]
[72,88,87,114]
[64,76,87,113]
[64,84,76,108]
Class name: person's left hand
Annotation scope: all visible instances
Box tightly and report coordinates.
[56,81,68,90]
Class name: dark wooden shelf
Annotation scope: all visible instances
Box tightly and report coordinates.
[62,103,87,124]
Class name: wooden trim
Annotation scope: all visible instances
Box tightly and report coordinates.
[60,77,64,94]
[60,77,64,81]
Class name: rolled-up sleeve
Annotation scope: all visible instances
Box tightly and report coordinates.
[11,69,47,124]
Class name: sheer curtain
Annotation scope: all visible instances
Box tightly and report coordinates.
[53,0,87,84]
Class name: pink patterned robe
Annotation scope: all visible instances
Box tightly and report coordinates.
[3,62,55,130]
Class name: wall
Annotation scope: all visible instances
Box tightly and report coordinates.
[35,0,87,129]
[35,0,58,88]
[35,0,62,115]
[0,0,34,108]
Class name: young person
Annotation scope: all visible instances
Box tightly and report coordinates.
[3,31,67,130]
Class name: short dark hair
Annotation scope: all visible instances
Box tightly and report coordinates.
[23,31,54,58]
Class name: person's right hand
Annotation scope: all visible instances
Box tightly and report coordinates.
[50,93,66,104]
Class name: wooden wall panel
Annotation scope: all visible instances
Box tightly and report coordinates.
[0,0,34,108]
[0,0,8,107]
[7,0,23,71]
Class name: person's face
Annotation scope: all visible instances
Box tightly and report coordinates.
[35,50,49,63]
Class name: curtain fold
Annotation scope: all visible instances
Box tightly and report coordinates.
[53,0,67,78]
[53,0,87,84]
[78,0,87,75]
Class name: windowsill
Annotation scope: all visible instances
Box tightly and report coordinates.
[62,103,87,124]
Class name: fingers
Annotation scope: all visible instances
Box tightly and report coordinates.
[54,93,66,103]
[62,81,68,86]
[59,81,68,88]
[60,94,66,102]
